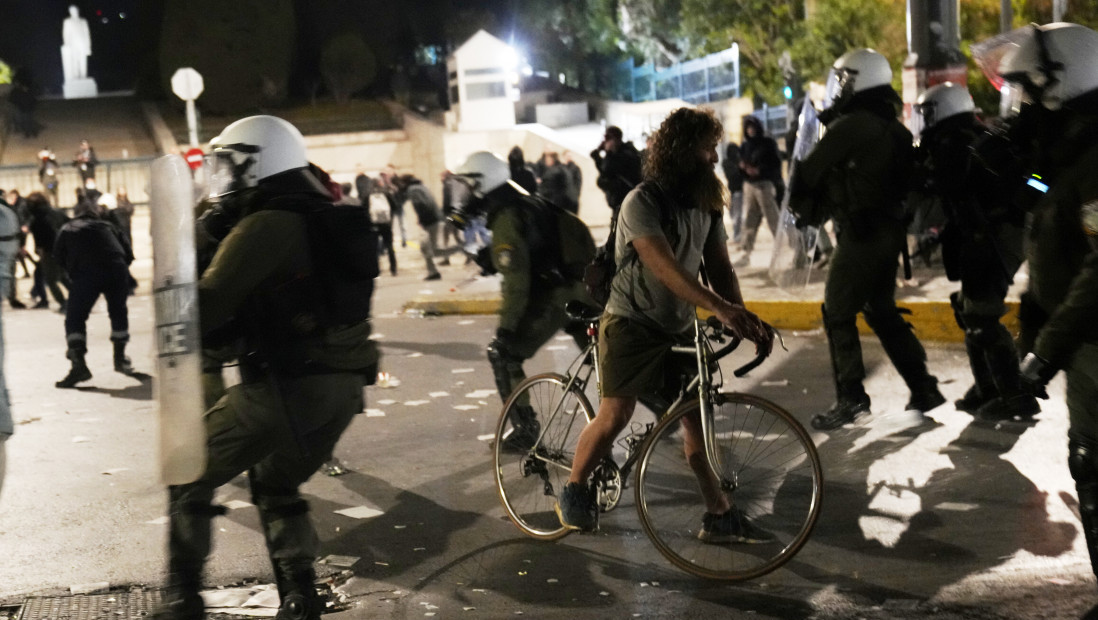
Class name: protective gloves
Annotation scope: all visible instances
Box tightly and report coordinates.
[1019,352,1057,400]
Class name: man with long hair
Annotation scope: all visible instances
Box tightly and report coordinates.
[557,108,775,541]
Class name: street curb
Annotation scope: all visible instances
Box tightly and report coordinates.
[401,296,1021,343]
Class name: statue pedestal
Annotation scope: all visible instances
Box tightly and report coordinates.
[63,78,98,99]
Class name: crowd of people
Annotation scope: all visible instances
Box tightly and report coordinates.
[0,21,1096,620]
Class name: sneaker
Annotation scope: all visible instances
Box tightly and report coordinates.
[424,273,442,281]
[555,482,598,531]
[699,507,776,544]
[906,387,946,413]
[811,397,871,430]
[976,393,1041,422]
[954,384,996,413]
[498,420,541,452]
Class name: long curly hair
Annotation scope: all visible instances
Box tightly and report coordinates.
[643,107,727,212]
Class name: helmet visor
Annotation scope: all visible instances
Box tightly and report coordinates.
[970,26,1035,92]
[204,146,258,199]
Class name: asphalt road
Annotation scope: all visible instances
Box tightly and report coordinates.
[0,276,1096,619]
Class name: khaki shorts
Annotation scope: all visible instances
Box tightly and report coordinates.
[598,313,692,401]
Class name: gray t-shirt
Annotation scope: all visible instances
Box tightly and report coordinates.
[606,187,726,334]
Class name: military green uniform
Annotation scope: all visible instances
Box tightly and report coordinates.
[166,199,377,612]
[1024,135,1098,577]
[792,103,939,411]
[486,189,592,400]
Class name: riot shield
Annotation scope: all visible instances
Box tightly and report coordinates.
[150,154,206,485]
[768,98,822,292]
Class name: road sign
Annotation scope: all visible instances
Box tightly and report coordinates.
[184,148,204,171]
[171,68,204,101]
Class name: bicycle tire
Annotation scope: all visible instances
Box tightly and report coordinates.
[494,373,596,540]
[634,392,823,580]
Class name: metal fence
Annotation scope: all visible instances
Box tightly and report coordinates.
[616,45,741,104]
[0,157,156,208]
[752,103,791,139]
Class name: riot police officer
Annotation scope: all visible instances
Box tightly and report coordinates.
[912,83,1039,422]
[450,151,594,451]
[789,48,944,430]
[156,116,378,620]
[991,22,1098,584]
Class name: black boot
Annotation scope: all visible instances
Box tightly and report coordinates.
[152,572,204,620]
[113,340,135,375]
[500,405,541,452]
[812,383,871,431]
[56,349,92,388]
[971,318,1040,421]
[274,565,324,620]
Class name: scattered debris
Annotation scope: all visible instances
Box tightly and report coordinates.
[454,405,479,411]
[477,434,495,441]
[761,379,790,387]
[404,400,430,406]
[365,409,386,417]
[465,390,496,399]
[318,555,360,568]
[429,391,450,398]
[407,352,424,358]
[72,436,90,443]
[101,468,130,475]
[145,516,169,525]
[334,506,384,519]
[222,499,254,510]
[69,582,109,595]
[321,460,349,477]
[452,368,475,374]
[376,373,401,388]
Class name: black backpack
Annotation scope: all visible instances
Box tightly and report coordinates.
[266,195,379,327]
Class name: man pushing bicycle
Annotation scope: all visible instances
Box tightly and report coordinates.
[558,107,776,542]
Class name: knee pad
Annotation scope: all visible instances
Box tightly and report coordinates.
[862,305,911,336]
[487,340,524,398]
[1070,440,1098,491]
[962,314,1007,348]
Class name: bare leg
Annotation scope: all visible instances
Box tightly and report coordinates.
[568,396,636,484]
[681,410,732,515]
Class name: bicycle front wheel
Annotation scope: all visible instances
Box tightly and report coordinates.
[494,373,595,540]
[635,393,822,580]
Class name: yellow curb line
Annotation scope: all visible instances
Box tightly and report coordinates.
[403,297,1020,343]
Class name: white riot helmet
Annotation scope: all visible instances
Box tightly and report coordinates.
[914,82,976,130]
[454,151,511,198]
[999,22,1098,111]
[824,48,893,109]
[206,115,308,197]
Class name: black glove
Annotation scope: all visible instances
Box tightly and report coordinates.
[1019,352,1057,400]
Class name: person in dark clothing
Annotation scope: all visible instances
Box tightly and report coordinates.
[393,174,446,280]
[364,177,397,276]
[112,187,135,243]
[735,116,784,266]
[25,192,67,310]
[5,189,32,280]
[722,141,745,244]
[911,83,1038,422]
[53,198,136,388]
[537,151,573,212]
[507,146,538,194]
[354,170,371,202]
[379,165,406,247]
[590,125,642,215]
[73,139,98,184]
[790,48,944,430]
[562,151,583,214]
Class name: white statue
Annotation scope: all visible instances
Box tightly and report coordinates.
[61,5,91,82]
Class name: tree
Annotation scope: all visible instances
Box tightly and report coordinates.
[791,0,906,93]
[160,0,295,114]
[514,0,630,92]
[320,33,377,103]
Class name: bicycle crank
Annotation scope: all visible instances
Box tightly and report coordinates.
[592,459,623,512]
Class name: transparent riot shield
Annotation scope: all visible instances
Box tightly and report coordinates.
[150,154,206,485]
[768,98,822,292]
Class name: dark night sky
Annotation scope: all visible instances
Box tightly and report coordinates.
[0,0,511,97]
[0,0,142,94]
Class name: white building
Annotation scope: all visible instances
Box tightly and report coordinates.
[446,30,519,132]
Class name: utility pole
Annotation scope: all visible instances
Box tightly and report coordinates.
[1001,0,1012,33]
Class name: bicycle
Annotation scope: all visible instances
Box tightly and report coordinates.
[493,302,823,581]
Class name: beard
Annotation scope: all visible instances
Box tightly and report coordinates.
[666,160,727,212]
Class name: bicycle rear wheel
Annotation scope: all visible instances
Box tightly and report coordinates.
[635,393,822,580]
[494,373,595,540]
